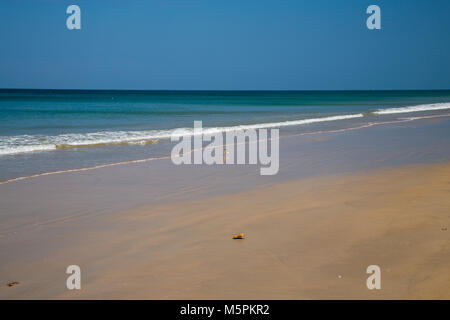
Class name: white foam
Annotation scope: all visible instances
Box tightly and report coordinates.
[0,113,364,156]
[374,102,450,115]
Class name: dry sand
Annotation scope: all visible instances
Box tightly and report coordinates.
[1,163,449,299]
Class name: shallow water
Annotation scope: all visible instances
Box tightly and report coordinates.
[1,89,450,180]
[1,116,450,234]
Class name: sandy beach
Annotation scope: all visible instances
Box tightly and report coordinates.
[1,160,449,299]
[1,0,450,306]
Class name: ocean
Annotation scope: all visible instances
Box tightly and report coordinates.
[1,90,450,181]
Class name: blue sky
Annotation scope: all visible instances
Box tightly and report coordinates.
[0,0,449,90]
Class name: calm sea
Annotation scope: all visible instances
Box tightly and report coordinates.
[1,90,450,180]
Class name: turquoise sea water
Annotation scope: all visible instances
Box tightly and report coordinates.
[1,90,450,180]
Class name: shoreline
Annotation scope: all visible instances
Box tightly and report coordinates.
[1,162,449,299]
[2,113,450,185]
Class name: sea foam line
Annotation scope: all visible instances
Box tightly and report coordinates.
[2,113,449,185]
[0,113,363,156]
[2,101,450,155]
[374,102,450,115]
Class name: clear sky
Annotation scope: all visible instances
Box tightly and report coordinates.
[1,0,449,90]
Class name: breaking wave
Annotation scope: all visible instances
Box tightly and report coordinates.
[374,102,450,115]
[0,113,363,155]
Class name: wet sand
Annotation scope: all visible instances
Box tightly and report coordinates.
[1,162,449,299]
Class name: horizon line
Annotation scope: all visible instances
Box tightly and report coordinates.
[1,88,450,92]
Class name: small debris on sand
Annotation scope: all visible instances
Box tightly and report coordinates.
[442,227,447,231]
[7,282,19,287]
[232,233,245,239]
